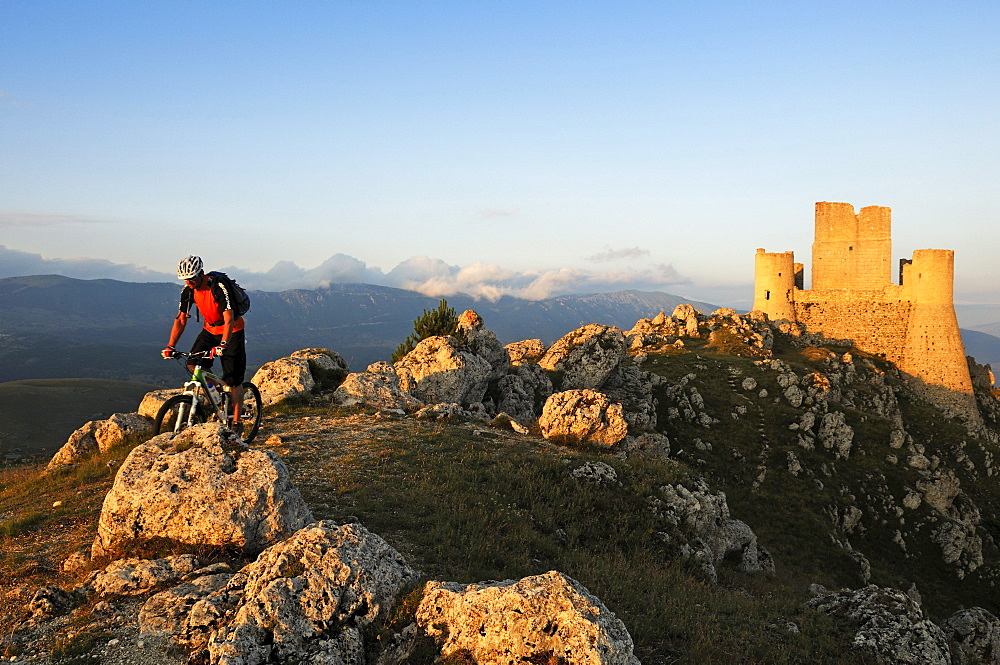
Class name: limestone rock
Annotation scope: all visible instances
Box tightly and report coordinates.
[27,586,77,623]
[86,554,200,597]
[208,521,419,665]
[539,390,628,446]
[47,420,101,469]
[570,461,619,485]
[139,389,183,419]
[817,411,854,459]
[539,324,627,390]
[92,424,314,560]
[139,572,237,648]
[940,607,1000,665]
[416,570,640,665]
[651,479,774,583]
[672,304,704,337]
[290,348,349,390]
[505,338,547,366]
[47,412,154,469]
[333,362,423,412]
[805,585,950,665]
[455,310,510,382]
[602,363,662,431]
[251,356,316,407]
[394,335,492,406]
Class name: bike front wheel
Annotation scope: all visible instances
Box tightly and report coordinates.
[237,382,263,442]
[154,395,206,436]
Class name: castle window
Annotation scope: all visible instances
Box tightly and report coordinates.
[849,246,854,251]
[765,290,771,300]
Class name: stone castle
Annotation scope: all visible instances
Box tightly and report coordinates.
[753,201,976,421]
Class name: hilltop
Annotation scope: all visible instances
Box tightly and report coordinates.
[3,305,1000,663]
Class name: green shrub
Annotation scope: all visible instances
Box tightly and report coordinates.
[391,300,459,363]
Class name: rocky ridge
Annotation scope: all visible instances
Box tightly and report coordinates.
[7,304,1000,664]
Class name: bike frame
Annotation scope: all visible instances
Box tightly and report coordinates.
[174,352,231,429]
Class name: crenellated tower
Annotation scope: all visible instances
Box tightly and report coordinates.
[752,202,977,423]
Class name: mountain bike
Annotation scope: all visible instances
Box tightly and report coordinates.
[154,350,263,442]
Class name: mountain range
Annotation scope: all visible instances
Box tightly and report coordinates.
[0,275,719,384]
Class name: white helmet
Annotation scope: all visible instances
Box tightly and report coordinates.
[176,255,204,280]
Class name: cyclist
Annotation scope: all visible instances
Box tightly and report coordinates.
[162,255,247,432]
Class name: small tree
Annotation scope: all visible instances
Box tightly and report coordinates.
[391,299,459,363]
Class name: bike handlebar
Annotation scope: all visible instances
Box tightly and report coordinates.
[165,350,212,360]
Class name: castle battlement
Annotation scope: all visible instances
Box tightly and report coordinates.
[754,202,976,421]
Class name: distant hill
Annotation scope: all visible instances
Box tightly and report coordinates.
[961,328,1000,370]
[0,275,719,384]
[0,378,160,459]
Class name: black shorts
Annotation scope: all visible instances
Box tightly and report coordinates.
[190,328,247,387]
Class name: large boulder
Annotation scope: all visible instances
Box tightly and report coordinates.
[940,607,1000,665]
[47,412,154,470]
[91,424,313,560]
[455,309,510,382]
[650,479,774,583]
[139,389,183,419]
[333,361,424,412]
[805,585,951,665]
[85,554,200,597]
[207,521,419,665]
[539,324,626,390]
[251,356,316,407]
[290,348,349,390]
[416,570,640,665]
[505,339,547,366]
[394,336,492,406]
[539,390,628,446]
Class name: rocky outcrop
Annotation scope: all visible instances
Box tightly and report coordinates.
[539,390,628,446]
[138,389,183,419]
[47,412,154,469]
[506,338,547,366]
[650,479,774,583]
[85,554,200,597]
[455,309,510,383]
[92,424,313,560]
[333,361,424,412]
[539,324,627,390]
[141,521,418,665]
[251,356,316,407]
[805,586,951,664]
[416,570,640,665]
[394,335,492,406]
[940,607,1000,665]
[290,348,349,390]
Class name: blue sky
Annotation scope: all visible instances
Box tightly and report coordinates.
[2,1,998,308]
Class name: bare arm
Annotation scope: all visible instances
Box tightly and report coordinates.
[166,312,189,348]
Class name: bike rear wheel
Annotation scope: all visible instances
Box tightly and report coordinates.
[237,382,263,442]
[154,395,206,436]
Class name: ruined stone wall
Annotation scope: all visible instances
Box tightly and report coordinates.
[812,202,892,290]
[793,289,911,365]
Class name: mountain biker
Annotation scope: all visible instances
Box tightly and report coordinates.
[162,255,247,432]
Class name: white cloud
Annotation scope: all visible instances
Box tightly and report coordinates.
[482,209,518,218]
[0,212,108,227]
[1,246,693,301]
[0,245,174,282]
[585,246,651,262]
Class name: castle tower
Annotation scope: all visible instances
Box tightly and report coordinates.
[899,250,976,417]
[753,249,797,320]
[812,202,892,290]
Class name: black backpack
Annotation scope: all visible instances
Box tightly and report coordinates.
[207,271,251,319]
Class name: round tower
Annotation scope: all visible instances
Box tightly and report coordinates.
[753,249,796,321]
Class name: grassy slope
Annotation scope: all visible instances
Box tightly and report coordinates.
[5,333,998,662]
[0,379,160,459]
